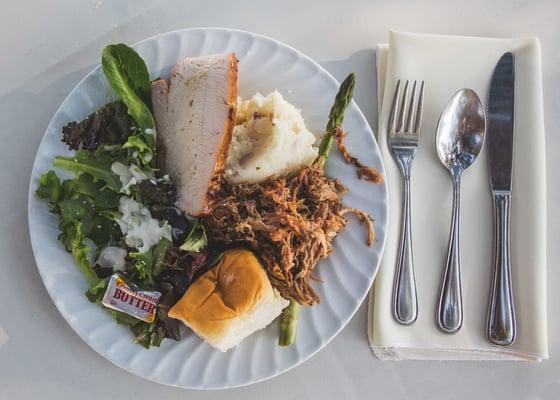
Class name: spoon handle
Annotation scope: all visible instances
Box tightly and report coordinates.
[487,192,516,346]
[392,172,418,324]
[437,175,463,333]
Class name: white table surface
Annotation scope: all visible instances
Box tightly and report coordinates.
[1,1,558,399]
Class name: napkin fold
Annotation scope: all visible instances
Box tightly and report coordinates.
[367,31,548,361]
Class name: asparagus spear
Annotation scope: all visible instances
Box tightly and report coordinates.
[318,73,356,165]
[278,300,299,346]
[279,72,356,347]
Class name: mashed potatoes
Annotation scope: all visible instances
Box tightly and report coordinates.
[225,91,318,184]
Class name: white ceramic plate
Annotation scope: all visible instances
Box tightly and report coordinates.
[28,28,387,389]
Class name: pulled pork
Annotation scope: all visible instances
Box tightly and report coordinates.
[334,128,384,184]
[202,161,374,305]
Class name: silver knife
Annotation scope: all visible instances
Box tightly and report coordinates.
[486,52,516,346]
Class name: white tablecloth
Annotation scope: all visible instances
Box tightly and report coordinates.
[0,1,558,399]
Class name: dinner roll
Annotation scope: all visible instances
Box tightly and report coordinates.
[168,248,289,352]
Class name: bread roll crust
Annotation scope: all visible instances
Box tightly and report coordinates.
[169,249,269,339]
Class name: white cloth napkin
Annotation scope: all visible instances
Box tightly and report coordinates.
[367,31,548,361]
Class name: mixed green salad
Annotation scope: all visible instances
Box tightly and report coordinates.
[36,44,217,348]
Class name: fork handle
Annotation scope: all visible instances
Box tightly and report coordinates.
[392,171,418,325]
[487,192,516,346]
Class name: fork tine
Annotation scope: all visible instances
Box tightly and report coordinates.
[396,80,409,132]
[404,81,417,133]
[413,81,425,133]
[389,80,401,133]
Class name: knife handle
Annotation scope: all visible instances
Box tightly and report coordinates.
[487,192,516,346]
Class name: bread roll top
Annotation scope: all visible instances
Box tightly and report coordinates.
[169,248,272,338]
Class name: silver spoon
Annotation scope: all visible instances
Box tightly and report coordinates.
[435,89,486,333]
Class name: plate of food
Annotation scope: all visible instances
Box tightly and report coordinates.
[28,27,387,389]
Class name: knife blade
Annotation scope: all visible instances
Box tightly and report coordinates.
[486,52,516,346]
[488,52,515,193]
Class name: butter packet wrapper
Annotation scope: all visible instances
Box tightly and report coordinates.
[102,274,161,323]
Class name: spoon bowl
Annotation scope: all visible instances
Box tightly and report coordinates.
[436,89,486,175]
[435,89,486,333]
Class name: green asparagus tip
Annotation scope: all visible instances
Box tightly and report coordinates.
[318,73,356,164]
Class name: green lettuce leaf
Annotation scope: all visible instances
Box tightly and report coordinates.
[36,171,61,203]
[130,238,172,286]
[85,278,109,303]
[130,249,154,285]
[67,222,100,285]
[101,44,155,132]
[206,251,224,269]
[113,310,142,326]
[58,195,92,226]
[94,188,121,210]
[179,221,207,252]
[83,214,122,247]
[131,321,166,349]
[123,133,154,165]
[47,172,122,250]
[53,150,121,191]
[61,179,76,201]
[152,238,172,277]
[68,173,105,198]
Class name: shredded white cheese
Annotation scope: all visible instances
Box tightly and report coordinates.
[115,197,172,253]
[95,246,127,271]
[111,162,148,194]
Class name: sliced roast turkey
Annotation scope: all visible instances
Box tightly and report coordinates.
[151,52,238,216]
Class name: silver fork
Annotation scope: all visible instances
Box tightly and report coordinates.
[388,80,425,325]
